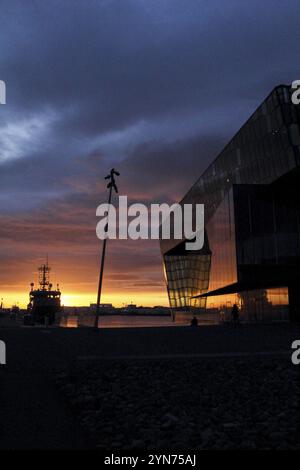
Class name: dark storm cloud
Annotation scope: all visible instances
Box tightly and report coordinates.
[1,0,300,299]
[1,1,300,162]
[1,0,300,204]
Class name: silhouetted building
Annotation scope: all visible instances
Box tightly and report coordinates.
[160,84,300,322]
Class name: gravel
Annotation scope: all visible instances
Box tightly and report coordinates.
[55,356,300,450]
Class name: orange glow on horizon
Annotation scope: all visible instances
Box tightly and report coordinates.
[0,290,169,309]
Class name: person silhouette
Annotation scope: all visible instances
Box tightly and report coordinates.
[191,315,198,327]
[231,304,239,327]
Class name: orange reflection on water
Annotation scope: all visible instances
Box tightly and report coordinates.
[61,314,174,329]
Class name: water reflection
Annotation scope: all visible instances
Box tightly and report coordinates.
[60,314,175,329]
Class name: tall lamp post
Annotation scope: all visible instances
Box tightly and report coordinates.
[94,168,120,329]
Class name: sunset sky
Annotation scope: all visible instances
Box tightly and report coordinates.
[1,0,300,308]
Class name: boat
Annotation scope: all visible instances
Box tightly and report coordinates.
[26,262,61,325]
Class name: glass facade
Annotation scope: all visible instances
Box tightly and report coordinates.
[239,287,289,322]
[206,189,237,292]
[234,184,300,268]
[164,253,210,309]
[206,288,289,322]
[161,85,300,255]
[161,84,300,322]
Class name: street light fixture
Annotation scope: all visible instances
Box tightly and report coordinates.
[94,168,120,329]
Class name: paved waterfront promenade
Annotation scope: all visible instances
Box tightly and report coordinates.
[0,324,299,449]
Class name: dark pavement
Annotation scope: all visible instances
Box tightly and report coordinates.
[0,323,299,449]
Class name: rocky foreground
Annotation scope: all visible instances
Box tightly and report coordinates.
[55,355,300,450]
